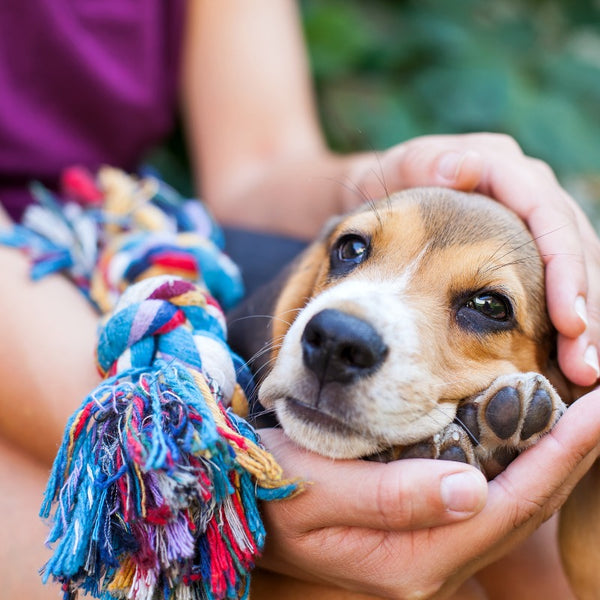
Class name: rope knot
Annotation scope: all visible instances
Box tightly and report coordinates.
[96,275,238,404]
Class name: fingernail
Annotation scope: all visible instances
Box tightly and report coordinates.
[441,471,487,513]
[575,295,588,328]
[584,344,600,379]
[437,152,464,181]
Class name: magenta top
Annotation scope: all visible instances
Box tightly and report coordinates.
[0,0,185,220]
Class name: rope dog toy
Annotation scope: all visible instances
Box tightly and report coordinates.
[1,167,298,600]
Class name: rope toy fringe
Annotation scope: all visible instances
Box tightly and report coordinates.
[1,167,298,600]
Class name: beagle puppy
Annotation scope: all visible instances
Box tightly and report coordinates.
[227,187,596,599]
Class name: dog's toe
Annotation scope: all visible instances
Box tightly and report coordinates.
[399,442,436,460]
[399,423,479,467]
[520,387,554,441]
[367,424,479,468]
[484,386,521,440]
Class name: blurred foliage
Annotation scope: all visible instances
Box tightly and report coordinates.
[300,0,600,180]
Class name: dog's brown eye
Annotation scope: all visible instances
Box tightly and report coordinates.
[456,290,514,335]
[467,294,509,320]
[330,234,370,277]
[337,236,367,262]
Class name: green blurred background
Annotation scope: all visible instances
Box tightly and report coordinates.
[301,0,600,221]
[156,0,600,223]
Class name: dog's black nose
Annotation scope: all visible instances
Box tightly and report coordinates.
[301,309,388,384]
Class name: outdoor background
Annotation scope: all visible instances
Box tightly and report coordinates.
[156,0,600,225]
[301,0,600,223]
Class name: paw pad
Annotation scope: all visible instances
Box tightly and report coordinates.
[439,445,468,463]
[399,443,435,460]
[484,386,521,439]
[455,372,566,478]
[520,388,553,440]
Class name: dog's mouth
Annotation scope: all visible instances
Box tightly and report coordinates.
[283,397,361,436]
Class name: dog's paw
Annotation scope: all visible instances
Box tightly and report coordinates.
[455,372,567,478]
[406,423,480,467]
[368,423,481,469]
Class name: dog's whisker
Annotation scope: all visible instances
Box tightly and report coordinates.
[538,251,580,259]
[227,312,297,329]
[531,224,570,243]
[483,252,578,277]
[250,404,278,420]
[333,176,377,207]
[277,307,304,320]
[452,414,482,448]
[487,228,530,260]
[487,224,571,269]
[246,339,283,368]
[247,352,282,385]
[234,338,283,383]
[481,255,545,275]
[310,172,380,208]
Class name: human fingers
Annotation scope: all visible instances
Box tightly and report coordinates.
[555,202,600,384]
[259,428,487,532]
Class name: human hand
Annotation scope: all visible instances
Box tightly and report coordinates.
[342,133,600,387]
[257,387,600,598]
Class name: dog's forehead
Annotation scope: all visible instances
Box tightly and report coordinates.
[340,188,530,250]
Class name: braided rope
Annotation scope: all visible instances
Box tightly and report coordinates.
[1,167,297,600]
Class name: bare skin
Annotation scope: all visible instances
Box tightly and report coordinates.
[1,0,599,598]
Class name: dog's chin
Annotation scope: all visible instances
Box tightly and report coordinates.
[275,399,383,459]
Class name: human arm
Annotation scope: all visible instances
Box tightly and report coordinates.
[0,206,101,464]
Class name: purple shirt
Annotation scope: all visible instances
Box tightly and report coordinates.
[0,0,185,220]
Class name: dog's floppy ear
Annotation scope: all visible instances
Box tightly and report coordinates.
[226,240,329,378]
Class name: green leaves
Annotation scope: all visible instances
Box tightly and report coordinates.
[301,0,600,178]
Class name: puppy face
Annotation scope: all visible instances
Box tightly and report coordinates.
[257,188,553,459]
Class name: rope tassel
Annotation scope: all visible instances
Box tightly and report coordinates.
[1,167,298,599]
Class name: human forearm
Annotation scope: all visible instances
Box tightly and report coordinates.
[200,151,359,239]
[181,0,345,238]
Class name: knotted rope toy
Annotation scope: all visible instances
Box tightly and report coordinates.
[1,167,298,600]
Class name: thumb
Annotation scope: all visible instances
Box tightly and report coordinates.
[259,428,488,532]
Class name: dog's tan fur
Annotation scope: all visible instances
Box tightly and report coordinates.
[227,187,595,598]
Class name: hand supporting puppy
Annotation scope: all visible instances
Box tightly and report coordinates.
[341,133,600,388]
[257,386,600,598]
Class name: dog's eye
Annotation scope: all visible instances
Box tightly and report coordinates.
[466,293,510,320]
[330,234,369,275]
[337,235,368,262]
[456,291,514,334]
